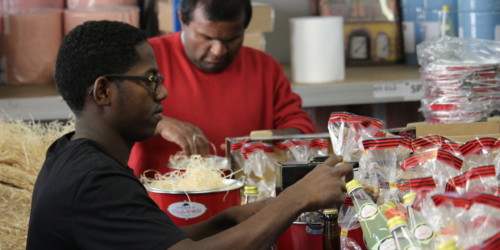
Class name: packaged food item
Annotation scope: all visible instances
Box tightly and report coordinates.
[360,137,412,205]
[328,112,383,162]
[338,197,362,250]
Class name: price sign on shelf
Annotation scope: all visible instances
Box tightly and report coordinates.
[373,80,423,100]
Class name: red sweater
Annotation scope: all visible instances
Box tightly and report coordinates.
[129,32,315,177]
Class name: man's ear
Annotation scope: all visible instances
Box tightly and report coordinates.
[91,76,112,106]
[178,10,187,29]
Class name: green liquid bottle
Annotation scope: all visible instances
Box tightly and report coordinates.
[347,180,394,250]
[402,192,435,247]
[387,216,423,250]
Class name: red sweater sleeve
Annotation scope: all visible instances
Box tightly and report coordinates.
[269,57,316,134]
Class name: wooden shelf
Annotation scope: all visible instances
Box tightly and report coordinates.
[288,65,422,107]
[0,65,422,120]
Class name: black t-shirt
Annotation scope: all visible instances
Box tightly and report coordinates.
[27,133,187,250]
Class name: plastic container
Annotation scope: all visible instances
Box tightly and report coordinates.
[458,0,500,40]
[146,179,243,226]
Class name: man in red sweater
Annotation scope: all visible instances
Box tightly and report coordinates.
[129,0,316,177]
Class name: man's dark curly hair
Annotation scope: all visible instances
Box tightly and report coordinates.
[180,0,252,29]
[55,20,147,114]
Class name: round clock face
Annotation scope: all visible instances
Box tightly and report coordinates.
[376,33,390,59]
[350,35,369,59]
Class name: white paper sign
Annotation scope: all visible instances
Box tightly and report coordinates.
[373,81,423,100]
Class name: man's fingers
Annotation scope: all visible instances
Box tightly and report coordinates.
[321,156,343,167]
[334,162,354,177]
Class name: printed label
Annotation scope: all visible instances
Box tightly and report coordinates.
[359,203,378,219]
[378,237,396,250]
[413,224,433,240]
[167,201,207,219]
[373,81,423,99]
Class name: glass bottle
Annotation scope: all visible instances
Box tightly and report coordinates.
[346,179,394,249]
[439,5,455,36]
[402,192,435,246]
[322,208,341,250]
[243,185,258,204]
[387,216,423,250]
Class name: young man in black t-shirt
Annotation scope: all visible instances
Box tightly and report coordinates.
[27,20,352,250]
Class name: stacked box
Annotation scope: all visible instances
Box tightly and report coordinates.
[157,1,274,51]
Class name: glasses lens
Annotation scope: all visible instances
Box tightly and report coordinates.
[153,74,164,93]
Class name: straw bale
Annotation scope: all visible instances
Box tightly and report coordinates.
[0,224,27,250]
[0,183,31,250]
[0,164,37,191]
[0,119,74,249]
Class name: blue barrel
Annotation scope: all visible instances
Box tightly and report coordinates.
[401,0,425,65]
[458,0,500,40]
[173,0,183,32]
[421,0,459,40]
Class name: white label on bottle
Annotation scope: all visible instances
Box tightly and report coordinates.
[413,224,433,240]
[403,21,416,53]
[168,201,207,219]
[359,203,378,219]
[378,237,396,250]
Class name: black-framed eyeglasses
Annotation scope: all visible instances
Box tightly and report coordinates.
[89,74,164,96]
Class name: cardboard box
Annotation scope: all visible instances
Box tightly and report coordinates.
[344,21,403,65]
[320,0,399,22]
[407,119,500,142]
[158,1,274,34]
[243,32,266,51]
[246,2,274,33]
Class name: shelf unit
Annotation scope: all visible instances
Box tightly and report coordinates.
[0,65,422,121]
[288,65,422,108]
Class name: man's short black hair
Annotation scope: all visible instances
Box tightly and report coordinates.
[180,0,252,28]
[55,20,147,114]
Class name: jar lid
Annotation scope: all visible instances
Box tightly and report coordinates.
[323,208,338,215]
[244,185,258,194]
[346,179,362,193]
[387,216,407,231]
[403,192,417,205]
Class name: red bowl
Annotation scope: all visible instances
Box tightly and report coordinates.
[146,179,243,226]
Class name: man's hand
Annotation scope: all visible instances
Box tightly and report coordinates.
[155,116,210,156]
[286,156,353,211]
